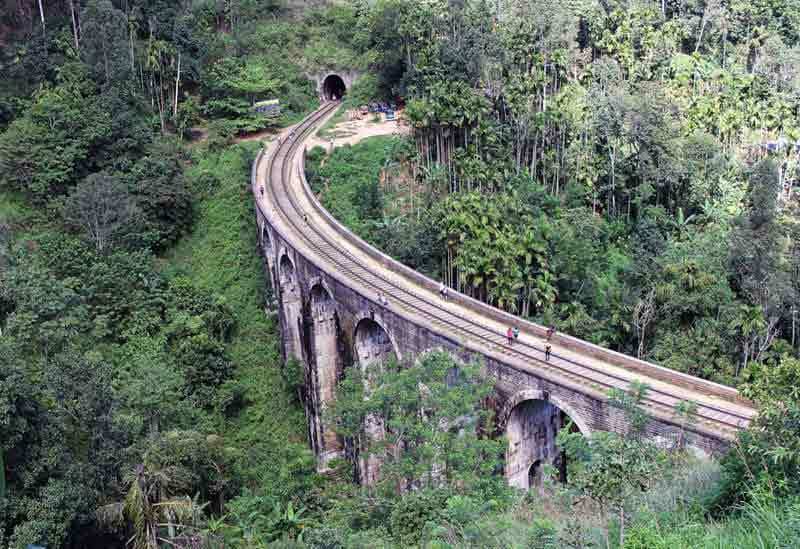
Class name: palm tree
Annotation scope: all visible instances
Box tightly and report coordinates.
[729,304,767,376]
[97,463,207,549]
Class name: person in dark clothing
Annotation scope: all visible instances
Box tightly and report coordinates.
[545,344,552,362]
[546,325,555,341]
[513,326,520,342]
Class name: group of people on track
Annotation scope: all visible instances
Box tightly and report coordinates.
[506,325,556,362]
[438,282,556,362]
[507,324,555,361]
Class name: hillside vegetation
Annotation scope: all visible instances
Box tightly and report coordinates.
[1,0,799,547]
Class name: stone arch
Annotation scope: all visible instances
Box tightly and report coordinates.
[279,253,295,287]
[259,222,277,304]
[309,280,334,315]
[498,389,591,436]
[352,316,398,485]
[528,459,543,489]
[501,389,589,491]
[322,73,346,101]
[353,317,398,369]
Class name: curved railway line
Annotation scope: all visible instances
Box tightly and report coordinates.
[253,103,757,444]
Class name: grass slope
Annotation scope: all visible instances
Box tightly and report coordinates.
[163,142,311,492]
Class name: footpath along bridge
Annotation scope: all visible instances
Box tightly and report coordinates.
[252,103,757,489]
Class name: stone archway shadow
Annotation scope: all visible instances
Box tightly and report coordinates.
[500,388,591,490]
[352,311,401,363]
[498,388,592,436]
[277,249,296,282]
[353,314,400,366]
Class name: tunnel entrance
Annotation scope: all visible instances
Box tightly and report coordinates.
[322,74,346,101]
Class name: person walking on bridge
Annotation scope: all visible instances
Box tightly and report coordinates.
[513,326,520,342]
[546,325,555,341]
[545,344,552,362]
[439,281,449,300]
[507,327,514,345]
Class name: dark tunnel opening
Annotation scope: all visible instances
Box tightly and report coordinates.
[323,74,346,101]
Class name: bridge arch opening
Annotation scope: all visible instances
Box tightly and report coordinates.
[277,253,303,363]
[279,254,295,286]
[310,284,333,315]
[504,396,584,491]
[260,225,277,305]
[323,74,346,101]
[354,318,396,371]
[352,317,397,485]
[528,460,543,489]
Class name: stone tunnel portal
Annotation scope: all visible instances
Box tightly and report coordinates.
[322,74,346,101]
[505,398,583,490]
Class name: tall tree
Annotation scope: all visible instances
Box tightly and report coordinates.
[80,0,131,86]
[63,172,139,253]
[729,159,789,373]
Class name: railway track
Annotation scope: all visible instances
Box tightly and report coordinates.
[254,104,757,443]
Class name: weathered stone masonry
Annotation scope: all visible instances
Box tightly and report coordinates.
[256,212,734,487]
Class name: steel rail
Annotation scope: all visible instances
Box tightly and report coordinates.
[255,104,755,441]
[262,105,751,437]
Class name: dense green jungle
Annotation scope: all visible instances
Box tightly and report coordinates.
[1,0,800,547]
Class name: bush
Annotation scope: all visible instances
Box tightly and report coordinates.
[343,74,382,109]
[527,518,559,549]
[389,489,448,544]
[303,525,345,549]
[713,357,800,510]
[129,141,194,251]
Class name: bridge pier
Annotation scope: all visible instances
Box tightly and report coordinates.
[278,253,304,363]
[307,282,344,469]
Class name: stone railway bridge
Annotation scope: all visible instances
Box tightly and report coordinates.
[252,102,757,489]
